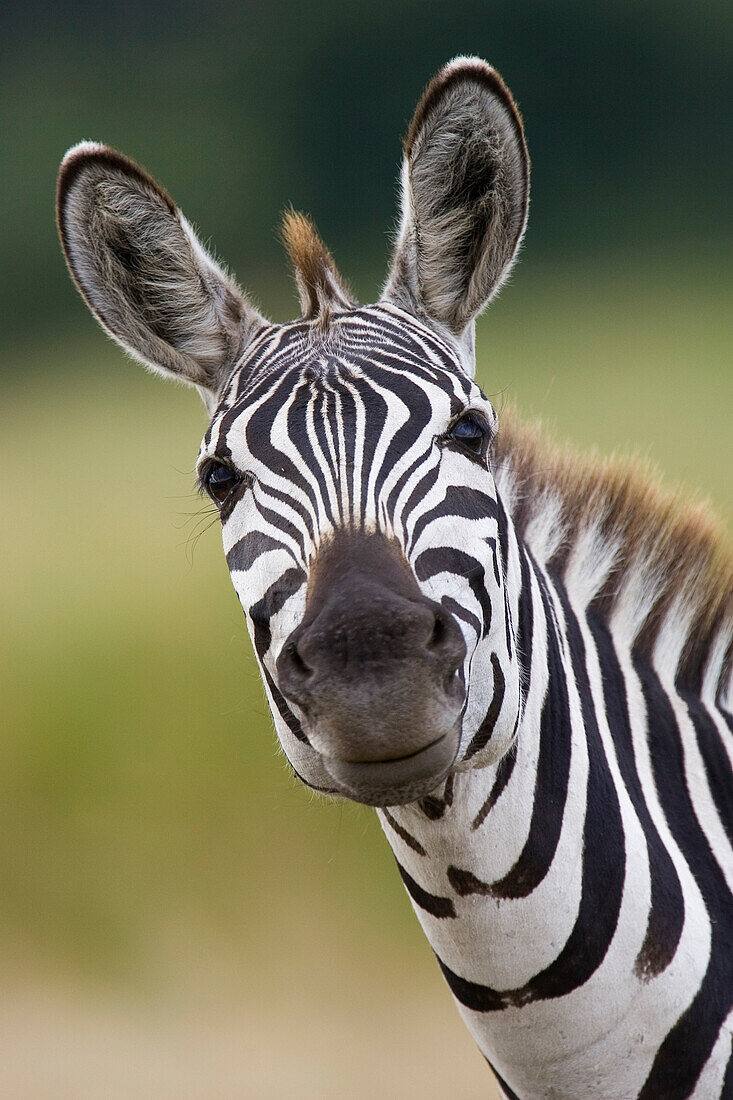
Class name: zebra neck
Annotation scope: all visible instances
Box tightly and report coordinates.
[380,553,585,980]
[378,549,733,1097]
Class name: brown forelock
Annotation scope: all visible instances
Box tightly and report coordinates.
[280,209,353,321]
[404,60,529,189]
[494,407,733,689]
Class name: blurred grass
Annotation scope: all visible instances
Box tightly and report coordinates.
[2,358,398,976]
[1,249,730,1095]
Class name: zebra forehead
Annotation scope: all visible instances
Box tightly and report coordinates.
[215,306,475,410]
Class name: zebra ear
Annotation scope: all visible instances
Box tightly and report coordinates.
[57,143,266,408]
[383,58,529,345]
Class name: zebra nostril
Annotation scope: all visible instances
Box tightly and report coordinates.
[288,641,313,680]
[429,614,447,650]
[444,666,463,697]
[428,610,460,661]
[426,608,465,684]
[277,639,314,701]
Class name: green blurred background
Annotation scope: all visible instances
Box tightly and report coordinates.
[2,3,731,1096]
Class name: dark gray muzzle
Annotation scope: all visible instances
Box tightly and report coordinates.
[276,533,466,805]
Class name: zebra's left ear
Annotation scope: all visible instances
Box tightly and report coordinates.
[383,58,529,360]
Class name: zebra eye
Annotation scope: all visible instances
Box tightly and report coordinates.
[447,413,488,456]
[203,462,242,504]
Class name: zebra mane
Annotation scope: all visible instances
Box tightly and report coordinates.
[280,210,355,325]
[494,408,733,700]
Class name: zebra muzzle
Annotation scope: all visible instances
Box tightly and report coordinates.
[274,532,466,805]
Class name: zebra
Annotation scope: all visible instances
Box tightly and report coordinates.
[56,56,733,1099]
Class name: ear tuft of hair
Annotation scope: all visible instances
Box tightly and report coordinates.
[280,209,354,322]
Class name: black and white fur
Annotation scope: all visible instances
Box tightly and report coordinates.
[58,58,733,1099]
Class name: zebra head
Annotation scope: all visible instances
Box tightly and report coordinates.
[57,58,530,806]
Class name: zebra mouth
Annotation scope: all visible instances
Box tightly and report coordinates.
[321,727,460,807]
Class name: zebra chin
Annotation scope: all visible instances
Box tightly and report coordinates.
[277,660,467,805]
[324,728,461,806]
[277,677,466,805]
[294,721,463,808]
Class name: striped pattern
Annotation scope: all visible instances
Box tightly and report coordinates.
[56,59,731,1096]
[386,523,733,1097]
[200,302,733,1098]
[203,304,523,794]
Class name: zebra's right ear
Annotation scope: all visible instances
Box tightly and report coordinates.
[383,58,529,349]
[57,143,266,410]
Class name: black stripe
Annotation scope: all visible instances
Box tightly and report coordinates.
[516,544,535,689]
[382,810,427,856]
[362,361,436,506]
[310,386,338,506]
[369,307,461,372]
[399,460,442,539]
[588,613,684,980]
[485,536,501,586]
[409,486,498,551]
[285,377,338,528]
[244,380,318,512]
[485,1058,523,1100]
[248,567,306,658]
[226,530,291,571]
[385,445,435,523]
[439,577,629,1014]
[495,495,511,583]
[526,583,625,999]
[260,664,310,745]
[251,490,310,550]
[472,750,516,830]
[469,545,535,830]
[327,371,360,522]
[682,689,733,853]
[236,323,310,394]
[415,548,492,636]
[447,865,492,896]
[440,594,481,638]
[361,346,452,392]
[436,955,506,1011]
[635,653,733,1100]
[490,567,571,899]
[464,654,505,759]
[395,861,456,919]
[349,376,388,522]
